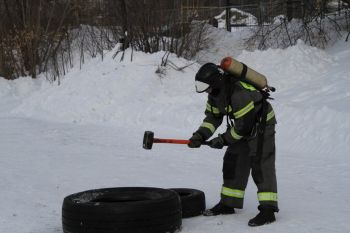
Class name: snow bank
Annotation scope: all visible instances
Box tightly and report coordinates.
[237,40,335,89]
[1,40,349,156]
[195,26,251,64]
[6,50,202,131]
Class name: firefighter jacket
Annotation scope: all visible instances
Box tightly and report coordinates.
[195,80,276,144]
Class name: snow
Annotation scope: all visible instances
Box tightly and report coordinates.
[1,27,350,233]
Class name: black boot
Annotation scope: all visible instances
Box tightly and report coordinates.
[203,202,235,216]
[248,207,276,227]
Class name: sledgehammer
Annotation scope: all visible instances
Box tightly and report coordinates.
[143,131,209,150]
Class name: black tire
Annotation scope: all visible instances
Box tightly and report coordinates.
[169,188,206,218]
[62,187,182,233]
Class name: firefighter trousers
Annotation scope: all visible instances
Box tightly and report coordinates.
[220,124,279,211]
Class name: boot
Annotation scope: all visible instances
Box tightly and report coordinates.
[203,202,235,216]
[248,207,276,227]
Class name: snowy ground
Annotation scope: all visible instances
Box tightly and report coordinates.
[1,28,350,233]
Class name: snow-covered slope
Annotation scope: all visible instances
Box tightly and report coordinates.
[0,34,350,233]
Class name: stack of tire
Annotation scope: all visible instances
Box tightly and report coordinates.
[62,187,205,233]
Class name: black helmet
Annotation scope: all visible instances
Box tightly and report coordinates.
[195,63,223,93]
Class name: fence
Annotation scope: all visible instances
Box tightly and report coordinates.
[181,0,349,31]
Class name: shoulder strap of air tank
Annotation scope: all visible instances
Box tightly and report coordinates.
[225,76,234,128]
[240,63,248,79]
[256,96,268,157]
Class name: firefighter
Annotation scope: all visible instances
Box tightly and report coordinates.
[188,63,278,226]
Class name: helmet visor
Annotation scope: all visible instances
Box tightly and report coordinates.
[195,81,210,93]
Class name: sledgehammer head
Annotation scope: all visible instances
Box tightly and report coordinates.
[143,131,154,150]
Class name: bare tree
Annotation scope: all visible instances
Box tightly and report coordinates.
[245,0,349,50]
[0,0,75,80]
[0,0,212,80]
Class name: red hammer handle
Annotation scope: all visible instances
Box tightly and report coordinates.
[153,138,210,145]
[153,138,190,144]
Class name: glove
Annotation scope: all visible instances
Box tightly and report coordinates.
[188,132,203,148]
[209,134,226,149]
